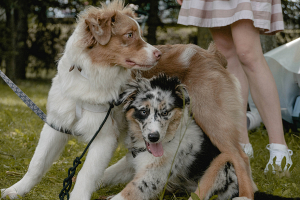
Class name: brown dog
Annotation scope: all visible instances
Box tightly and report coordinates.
[140,43,257,200]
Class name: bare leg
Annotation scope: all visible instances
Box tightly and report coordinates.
[230,19,286,146]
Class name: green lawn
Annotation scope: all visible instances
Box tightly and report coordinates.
[0,80,300,200]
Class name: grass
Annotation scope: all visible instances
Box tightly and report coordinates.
[1,80,300,200]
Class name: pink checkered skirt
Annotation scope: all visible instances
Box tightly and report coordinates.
[177,0,284,34]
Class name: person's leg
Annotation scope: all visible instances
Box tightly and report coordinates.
[230,19,292,172]
[230,20,286,146]
[210,27,253,157]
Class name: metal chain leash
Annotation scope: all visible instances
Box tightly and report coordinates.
[59,102,116,200]
[0,69,120,200]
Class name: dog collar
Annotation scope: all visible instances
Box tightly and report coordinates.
[130,147,146,158]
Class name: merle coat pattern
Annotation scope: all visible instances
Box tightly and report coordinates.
[100,74,300,200]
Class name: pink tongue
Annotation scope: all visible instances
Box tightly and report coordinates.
[149,142,164,157]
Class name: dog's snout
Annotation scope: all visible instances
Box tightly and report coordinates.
[148,131,160,142]
[153,49,162,61]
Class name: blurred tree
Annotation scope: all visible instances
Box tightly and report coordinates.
[15,0,29,80]
[0,0,17,82]
[282,0,300,29]
[197,27,212,49]
[125,0,180,44]
[0,0,60,81]
[125,0,161,44]
[260,0,300,52]
[147,0,160,45]
[278,0,300,45]
[0,0,105,81]
[0,0,299,82]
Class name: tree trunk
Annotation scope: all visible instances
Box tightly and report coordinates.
[146,1,160,45]
[5,5,17,83]
[260,35,277,54]
[15,1,29,80]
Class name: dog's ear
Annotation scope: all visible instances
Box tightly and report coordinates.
[119,87,138,110]
[85,13,115,45]
[175,84,190,106]
[208,42,228,68]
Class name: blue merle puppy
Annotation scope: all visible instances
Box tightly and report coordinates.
[100,74,299,200]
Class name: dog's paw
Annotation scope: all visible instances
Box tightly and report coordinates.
[232,197,251,200]
[1,187,22,199]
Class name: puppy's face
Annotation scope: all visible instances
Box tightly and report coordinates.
[79,3,161,70]
[122,75,190,157]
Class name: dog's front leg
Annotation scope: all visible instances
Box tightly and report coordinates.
[110,163,171,200]
[69,130,118,200]
[101,153,135,187]
[1,124,69,199]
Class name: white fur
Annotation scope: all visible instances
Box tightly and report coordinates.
[100,78,240,200]
[101,108,206,200]
[1,16,131,200]
[101,155,135,187]
[1,2,163,198]
[179,45,197,67]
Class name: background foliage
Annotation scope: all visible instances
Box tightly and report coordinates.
[0,0,300,81]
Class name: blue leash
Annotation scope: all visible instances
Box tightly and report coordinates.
[0,69,73,135]
[0,69,48,124]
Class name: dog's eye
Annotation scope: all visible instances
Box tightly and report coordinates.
[140,109,147,115]
[161,111,168,116]
[127,32,133,38]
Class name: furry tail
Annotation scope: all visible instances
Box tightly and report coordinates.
[255,191,300,200]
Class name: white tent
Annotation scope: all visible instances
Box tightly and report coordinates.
[248,37,300,129]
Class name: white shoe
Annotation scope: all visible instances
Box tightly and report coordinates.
[264,143,293,173]
[240,143,254,158]
[246,111,262,130]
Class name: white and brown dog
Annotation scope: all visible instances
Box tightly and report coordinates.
[1,1,255,200]
[1,1,160,200]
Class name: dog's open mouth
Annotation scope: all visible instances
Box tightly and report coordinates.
[145,140,164,157]
[126,60,154,68]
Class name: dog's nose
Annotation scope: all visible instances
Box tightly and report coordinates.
[148,131,160,142]
[153,49,162,61]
